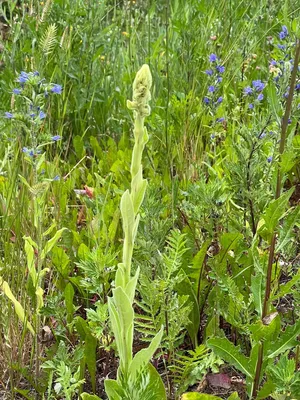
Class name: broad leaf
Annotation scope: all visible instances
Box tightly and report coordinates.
[207,337,254,379]
[263,188,294,234]
[81,394,102,400]
[182,394,222,400]
[85,333,97,393]
[267,321,300,359]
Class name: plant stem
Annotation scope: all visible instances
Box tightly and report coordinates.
[252,39,300,399]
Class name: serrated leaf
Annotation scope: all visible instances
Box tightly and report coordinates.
[263,188,294,234]
[207,337,254,379]
[267,321,300,359]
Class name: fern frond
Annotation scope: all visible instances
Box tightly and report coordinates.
[40,0,53,23]
[39,24,57,56]
[162,229,188,278]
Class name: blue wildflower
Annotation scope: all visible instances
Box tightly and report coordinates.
[53,175,60,181]
[260,133,266,139]
[39,111,46,119]
[244,86,253,95]
[209,53,218,62]
[30,113,36,118]
[208,85,215,92]
[203,97,210,104]
[252,80,265,91]
[216,117,225,123]
[205,69,213,76]
[5,112,13,119]
[13,88,21,95]
[278,44,285,50]
[257,93,264,101]
[217,96,223,103]
[22,147,28,153]
[249,103,254,109]
[217,76,223,83]
[216,65,225,73]
[279,25,288,40]
[51,135,61,141]
[210,134,215,139]
[270,60,277,66]
[295,84,300,91]
[267,156,273,163]
[18,71,29,84]
[33,71,39,76]
[51,84,62,94]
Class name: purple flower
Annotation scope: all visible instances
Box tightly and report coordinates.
[252,80,265,91]
[260,133,266,139]
[203,97,210,104]
[51,135,61,141]
[216,65,225,73]
[51,84,63,94]
[270,60,277,66]
[217,76,223,83]
[30,113,36,118]
[288,118,292,124]
[5,112,13,119]
[33,71,39,76]
[210,134,215,139]
[257,93,264,101]
[267,156,273,163]
[244,86,253,95]
[208,85,215,92]
[249,103,254,109]
[269,131,274,135]
[39,111,46,119]
[217,96,223,103]
[277,44,285,50]
[22,147,28,153]
[209,53,218,62]
[216,117,225,123]
[205,69,213,76]
[13,88,21,95]
[295,84,300,91]
[18,71,29,84]
[53,175,60,181]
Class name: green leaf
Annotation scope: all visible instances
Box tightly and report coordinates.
[267,82,282,124]
[85,333,97,393]
[251,273,264,317]
[129,326,163,379]
[276,206,300,253]
[267,321,300,359]
[207,337,254,379]
[81,394,102,400]
[64,282,74,324]
[145,363,167,400]
[271,269,300,301]
[227,392,241,400]
[257,380,276,399]
[104,379,124,400]
[41,228,67,261]
[1,279,35,335]
[182,394,222,400]
[263,188,294,234]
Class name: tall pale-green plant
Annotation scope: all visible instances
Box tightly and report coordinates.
[103,65,166,400]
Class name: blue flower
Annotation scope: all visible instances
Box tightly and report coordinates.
[5,112,13,119]
[244,86,253,95]
[216,65,225,73]
[39,111,46,119]
[277,44,285,50]
[217,76,223,83]
[217,96,223,103]
[209,53,218,62]
[295,84,300,91]
[252,80,265,92]
[257,93,264,101]
[51,84,63,94]
[51,135,61,141]
[249,103,254,109]
[210,134,215,139]
[279,25,288,40]
[53,175,60,181]
[30,113,36,118]
[13,88,21,95]
[22,147,28,153]
[270,60,277,66]
[216,117,225,123]
[267,156,273,163]
[18,71,29,84]
[203,97,210,104]
[33,71,40,76]
[260,133,266,139]
[205,69,213,76]
[208,85,215,92]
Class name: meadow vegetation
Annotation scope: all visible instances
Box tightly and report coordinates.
[0,1,300,399]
